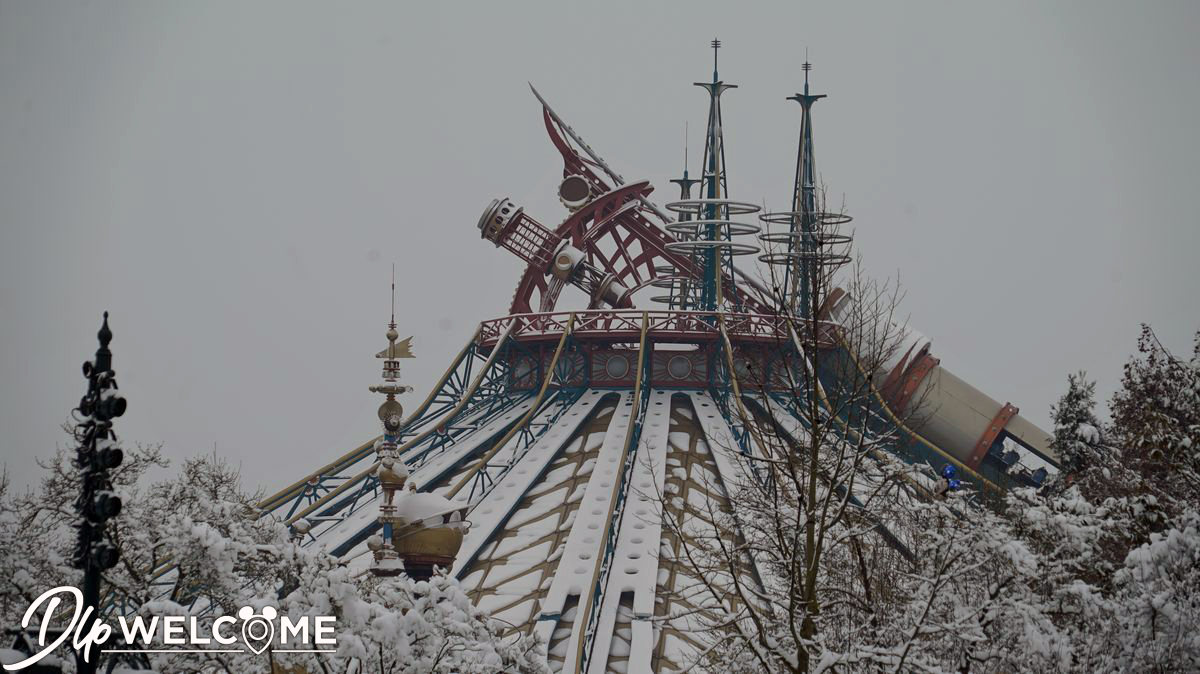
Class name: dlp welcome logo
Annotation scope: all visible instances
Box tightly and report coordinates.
[4,586,337,671]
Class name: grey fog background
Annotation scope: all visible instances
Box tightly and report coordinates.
[2,1,1198,492]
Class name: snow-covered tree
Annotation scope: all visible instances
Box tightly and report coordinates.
[0,447,549,674]
[1047,371,1104,479]
[649,271,1200,674]
[649,198,962,671]
[1109,325,1200,509]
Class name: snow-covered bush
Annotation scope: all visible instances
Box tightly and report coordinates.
[0,449,549,673]
[671,327,1200,673]
[1047,371,1106,479]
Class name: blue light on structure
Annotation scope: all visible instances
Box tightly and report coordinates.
[941,464,961,491]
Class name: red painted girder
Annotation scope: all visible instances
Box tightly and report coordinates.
[881,343,922,401]
[967,403,1019,469]
[524,106,768,314]
[889,352,941,414]
[543,108,614,195]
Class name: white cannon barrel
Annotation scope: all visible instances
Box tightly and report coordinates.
[910,365,1056,467]
[823,287,1058,474]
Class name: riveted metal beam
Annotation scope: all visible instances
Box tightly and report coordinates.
[967,402,1019,469]
[889,353,940,414]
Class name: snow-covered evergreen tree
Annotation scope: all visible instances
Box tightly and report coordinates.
[1048,371,1104,479]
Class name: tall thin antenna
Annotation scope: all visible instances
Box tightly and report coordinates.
[803,51,812,94]
[711,38,721,80]
[390,263,396,326]
[684,121,689,169]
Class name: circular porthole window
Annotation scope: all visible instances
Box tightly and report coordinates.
[559,174,591,209]
[605,354,631,379]
[667,355,693,380]
[733,357,751,379]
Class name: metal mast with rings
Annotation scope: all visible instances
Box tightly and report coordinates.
[664,39,760,312]
[758,60,852,318]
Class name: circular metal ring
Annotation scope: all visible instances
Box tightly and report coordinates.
[665,222,699,236]
[649,275,687,288]
[666,240,760,256]
[665,199,762,215]
[760,211,804,225]
[758,251,853,267]
[667,219,762,237]
[759,231,853,246]
[651,293,694,305]
[818,213,854,225]
[650,264,691,289]
[760,210,853,226]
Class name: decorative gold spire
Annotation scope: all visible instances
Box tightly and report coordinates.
[369,268,414,576]
[365,270,469,579]
[369,267,414,433]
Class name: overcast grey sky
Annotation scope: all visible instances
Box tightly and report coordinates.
[2,1,1197,491]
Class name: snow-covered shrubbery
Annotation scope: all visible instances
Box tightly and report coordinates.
[0,449,549,674]
[680,326,1200,673]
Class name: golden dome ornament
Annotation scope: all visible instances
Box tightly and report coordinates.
[389,482,470,581]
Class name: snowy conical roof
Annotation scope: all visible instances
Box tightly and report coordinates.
[261,66,1060,673]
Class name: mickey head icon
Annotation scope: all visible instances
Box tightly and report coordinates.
[238,605,277,655]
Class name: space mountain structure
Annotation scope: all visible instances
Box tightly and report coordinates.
[260,47,1060,672]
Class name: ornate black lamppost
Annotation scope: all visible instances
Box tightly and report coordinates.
[72,312,126,674]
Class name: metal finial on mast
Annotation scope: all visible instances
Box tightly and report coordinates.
[390,263,396,328]
[684,121,689,172]
[669,121,700,198]
[711,38,721,80]
[98,310,112,347]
